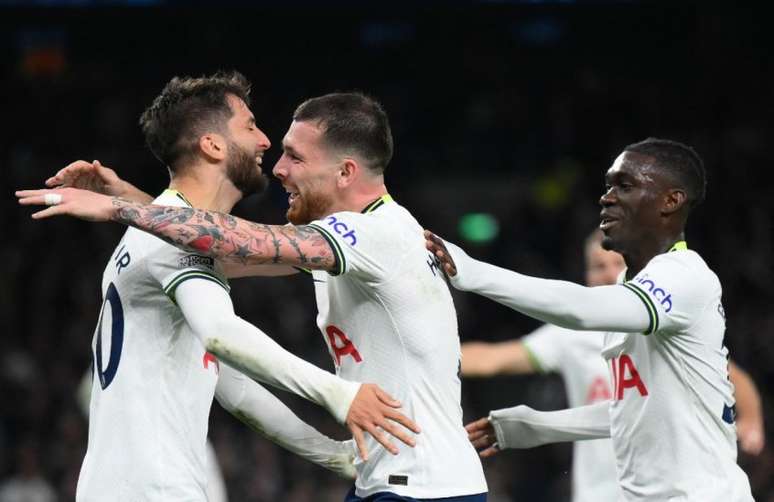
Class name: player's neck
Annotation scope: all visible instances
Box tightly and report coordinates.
[334,180,389,214]
[168,165,241,214]
[623,231,686,279]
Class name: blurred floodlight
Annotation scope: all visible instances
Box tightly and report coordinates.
[458,213,500,243]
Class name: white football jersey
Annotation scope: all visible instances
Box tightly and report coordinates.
[602,245,753,501]
[308,196,487,499]
[523,325,621,502]
[77,190,229,502]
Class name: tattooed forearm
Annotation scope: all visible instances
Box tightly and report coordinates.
[110,198,336,270]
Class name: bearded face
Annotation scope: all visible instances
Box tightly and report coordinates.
[285,188,334,225]
[226,139,269,196]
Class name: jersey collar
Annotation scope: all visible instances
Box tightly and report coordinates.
[669,240,688,252]
[162,188,194,208]
[361,194,393,214]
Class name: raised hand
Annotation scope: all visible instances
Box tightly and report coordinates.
[465,416,500,458]
[16,187,117,222]
[46,160,123,195]
[345,383,421,461]
[423,230,458,277]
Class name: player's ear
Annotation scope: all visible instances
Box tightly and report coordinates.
[336,158,359,189]
[662,188,687,216]
[199,133,227,162]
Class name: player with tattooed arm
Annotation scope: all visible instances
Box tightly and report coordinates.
[18,92,486,501]
[17,72,421,501]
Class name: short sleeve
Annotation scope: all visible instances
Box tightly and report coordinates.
[622,252,715,335]
[307,212,395,281]
[522,324,572,373]
[146,243,230,303]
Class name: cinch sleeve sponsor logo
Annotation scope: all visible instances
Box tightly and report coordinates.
[324,215,357,246]
[632,273,674,313]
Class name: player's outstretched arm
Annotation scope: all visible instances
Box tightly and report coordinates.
[461,340,537,377]
[465,402,611,458]
[425,230,651,334]
[16,187,337,272]
[729,361,765,455]
[46,160,153,203]
[175,278,420,461]
[216,363,356,478]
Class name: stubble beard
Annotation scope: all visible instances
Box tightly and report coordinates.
[286,190,333,225]
[226,141,268,196]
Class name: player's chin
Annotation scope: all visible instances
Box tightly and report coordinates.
[286,207,308,226]
[600,233,618,252]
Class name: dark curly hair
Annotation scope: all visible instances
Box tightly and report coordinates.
[139,70,251,171]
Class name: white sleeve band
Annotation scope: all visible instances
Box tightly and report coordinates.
[445,240,651,333]
[175,278,360,424]
[490,402,611,449]
[215,364,355,478]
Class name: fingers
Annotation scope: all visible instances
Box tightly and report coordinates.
[45,160,94,187]
[465,417,490,434]
[15,188,60,200]
[31,205,69,219]
[467,428,488,443]
[466,417,495,450]
[471,434,495,450]
[378,414,417,447]
[365,425,399,456]
[384,408,421,435]
[479,444,500,458]
[351,425,369,462]
[373,385,402,408]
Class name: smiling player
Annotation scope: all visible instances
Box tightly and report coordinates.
[427,139,754,501]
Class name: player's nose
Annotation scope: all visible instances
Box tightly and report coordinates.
[256,129,271,151]
[272,157,287,180]
[599,189,616,207]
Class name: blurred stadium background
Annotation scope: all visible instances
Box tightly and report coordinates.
[2,1,773,500]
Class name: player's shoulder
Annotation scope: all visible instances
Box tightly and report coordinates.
[646,248,719,289]
[311,198,417,245]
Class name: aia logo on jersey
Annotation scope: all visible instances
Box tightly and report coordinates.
[610,354,648,400]
[324,216,357,246]
[585,376,612,404]
[325,325,362,366]
[632,274,673,313]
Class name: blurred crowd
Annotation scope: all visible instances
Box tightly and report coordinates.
[2,3,773,501]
